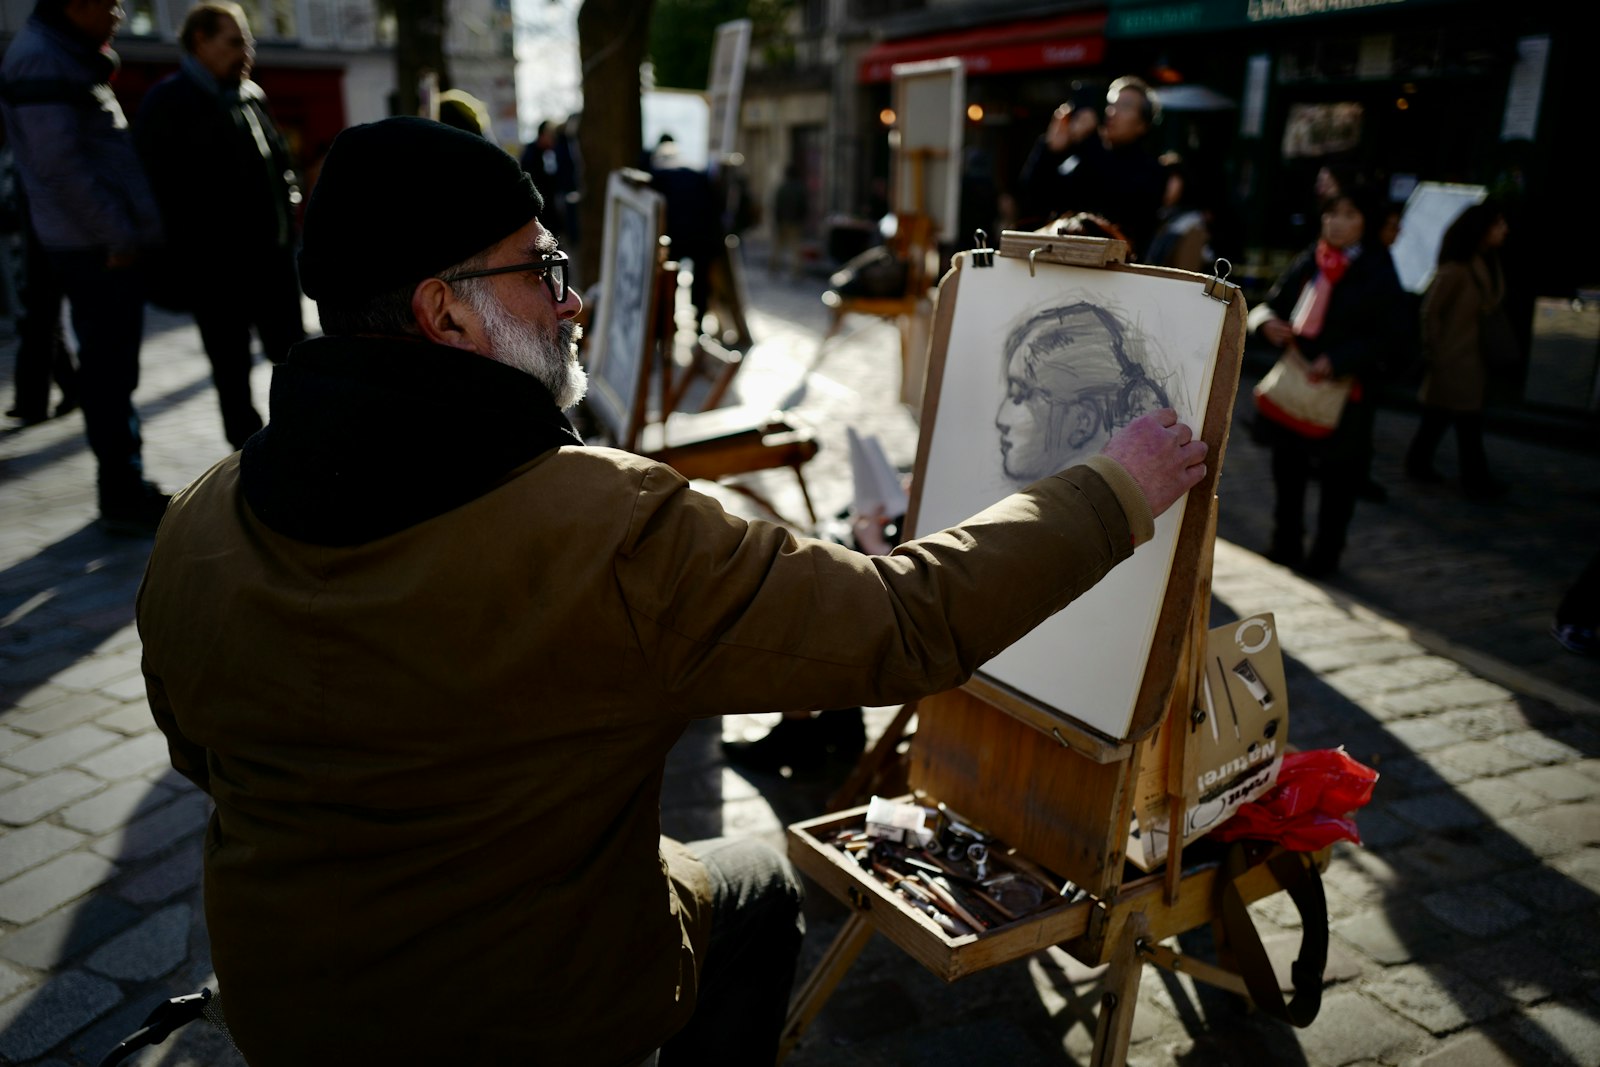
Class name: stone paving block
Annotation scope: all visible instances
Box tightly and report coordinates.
[60,778,175,835]
[1431,740,1539,780]
[0,892,142,970]
[1,723,121,774]
[1436,704,1532,742]
[1551,847,1600,895]
[1500,804,1600,858]
[1389,837,1509,883]
[1452,938,1586,1005]
[1374,755,1460,796]
[118,840,203,905]
[1390,790,1489,832]
[1378,680,1516,719]
[1573,759,1600,784]
[1387,717,1470,753]
[4,690,121,736]
[98,672,151,703]
[1295,639,1403,673]
[1333,905,1454,967]
[0,822,86,882]
[1492,859,1600,915]
[1404,1028,1546,1067]
[0,724,32,756]
[4,682,74,711]
[0,851,119,924]
[95,700,155,733]
[49,654,141,693]
[1501,730,1587,766]
[1363,961,1515,1034]
[1510,765,1600,804]
[1456,775,1554,821]
[1292,989,1429,1064]
[75,730,169,780]
[1421,883,1533,939]
[1356,807,1419,850]
[0,969,123,1062]
[85,902,192,981]
[0,769,104,825]
[0,958,28,1002]
[90,791,211,862]
[0,766,22,793]
[1511,998,1600,1066]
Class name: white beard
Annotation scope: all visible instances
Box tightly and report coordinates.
[463,286,588,410]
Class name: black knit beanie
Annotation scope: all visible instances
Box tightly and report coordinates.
[298,116,544,305]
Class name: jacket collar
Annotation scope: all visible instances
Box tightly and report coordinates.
[240,334,583,546]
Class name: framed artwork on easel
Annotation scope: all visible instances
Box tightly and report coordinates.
[904,234,1238,745]
[585,171,665,451]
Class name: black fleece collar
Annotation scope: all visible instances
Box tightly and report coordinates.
[240,335,582,546]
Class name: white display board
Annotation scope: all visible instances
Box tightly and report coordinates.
[1391,182,1487,295]
[891,58,964,243]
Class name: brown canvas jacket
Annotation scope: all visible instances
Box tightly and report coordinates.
[138,444,1145,1065]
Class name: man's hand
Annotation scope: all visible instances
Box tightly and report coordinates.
[1260,317,1294,348]
[1101,409,1208,517]
[1045,104,1099,152]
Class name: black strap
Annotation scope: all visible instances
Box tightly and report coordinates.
[1216,843,1328,1028]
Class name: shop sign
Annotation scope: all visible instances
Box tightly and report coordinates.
[1109,0,1455,36]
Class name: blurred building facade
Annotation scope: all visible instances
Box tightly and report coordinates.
[0,0,520,174]
[738,0,1593,418]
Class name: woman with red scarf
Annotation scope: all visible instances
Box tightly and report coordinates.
[1250,192,1405,577]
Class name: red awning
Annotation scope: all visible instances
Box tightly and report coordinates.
[857,12,1107,84]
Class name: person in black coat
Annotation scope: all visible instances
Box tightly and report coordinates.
[1017,77,1167,259]
[134,0,304,450]
[1249,190,1404,577]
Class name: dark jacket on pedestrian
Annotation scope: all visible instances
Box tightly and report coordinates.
[0,8,161,254]
[1263,241,1406,391]
[134,55,298,307]
[1018,135,1164,258]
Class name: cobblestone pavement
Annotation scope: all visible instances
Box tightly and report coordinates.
[0,252,1597,1066]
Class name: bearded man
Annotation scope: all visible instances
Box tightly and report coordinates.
[137,117,1208,1065]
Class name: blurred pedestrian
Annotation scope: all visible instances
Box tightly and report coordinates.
[650,137,717,330]
[1404,202,1512,500]
[769,162,807,279]
[0,0,168,533]
[1145,152,1212,273]
[2,147,78,424]
[1250,190,1404,577]
[135,1,305,451]
[520,119,577,239]
[1552,549,1600,659]
[1017,77,1166,258]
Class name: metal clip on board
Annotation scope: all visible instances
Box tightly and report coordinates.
[970,229,994,268]
[1204,258,1239,303]
[996,230,1129,276]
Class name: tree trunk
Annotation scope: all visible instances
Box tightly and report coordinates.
[575,0,654,288]
[394,0,450,117]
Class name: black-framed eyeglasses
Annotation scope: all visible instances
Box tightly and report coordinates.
[446,250,569,304]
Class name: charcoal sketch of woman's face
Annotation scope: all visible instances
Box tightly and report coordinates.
[995,303,1168,484]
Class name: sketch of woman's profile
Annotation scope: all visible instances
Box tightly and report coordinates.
[994,301,1170,484]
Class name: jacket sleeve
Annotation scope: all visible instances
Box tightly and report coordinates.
[614,461,1141,717]
[140,639,213,794]
[3,65,146,251]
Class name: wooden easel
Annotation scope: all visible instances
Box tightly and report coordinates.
[636,243,820,526]
[779,237,1327,1064]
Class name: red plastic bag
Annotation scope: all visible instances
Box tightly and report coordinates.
[1211,748,1378,851]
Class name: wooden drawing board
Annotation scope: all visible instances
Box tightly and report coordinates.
[903,233,1246,751]
[890,58,963,242]
[585,171,666,451]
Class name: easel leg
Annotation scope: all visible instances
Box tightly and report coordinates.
[1090,912,1149,1067]
[777,912,874,1064]
[826,700,918,811]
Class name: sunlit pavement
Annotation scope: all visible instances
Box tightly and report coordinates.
[0,252,1596,1065]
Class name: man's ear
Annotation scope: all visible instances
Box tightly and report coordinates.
[411,278,479,350]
